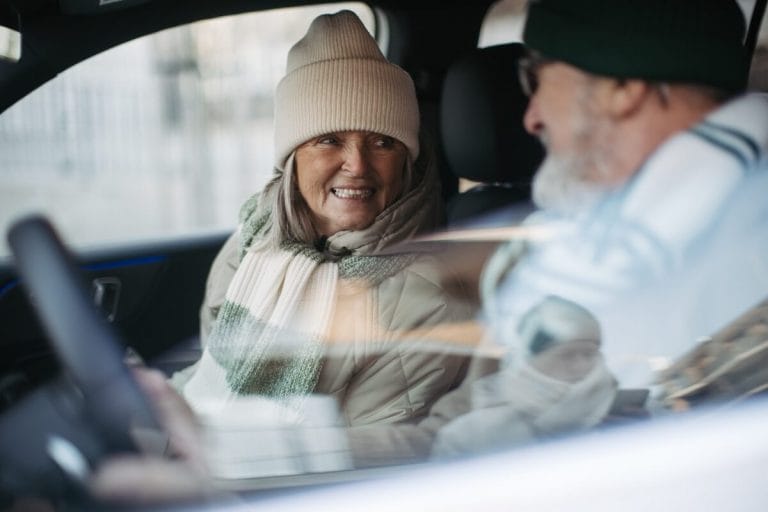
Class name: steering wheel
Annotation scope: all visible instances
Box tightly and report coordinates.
[0,215,162,501]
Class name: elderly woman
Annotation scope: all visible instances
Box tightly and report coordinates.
[174,11,472,433]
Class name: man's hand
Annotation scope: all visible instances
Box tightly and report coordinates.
[88,368,215,505]
[530,339,600,383]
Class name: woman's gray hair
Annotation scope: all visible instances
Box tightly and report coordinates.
[253,150,416,250]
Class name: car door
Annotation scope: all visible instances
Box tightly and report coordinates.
[0,230,227,380]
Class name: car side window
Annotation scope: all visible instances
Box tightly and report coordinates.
[0,3,374,257]
[749,4,768,92]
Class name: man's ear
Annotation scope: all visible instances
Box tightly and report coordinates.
[605,79,652,119]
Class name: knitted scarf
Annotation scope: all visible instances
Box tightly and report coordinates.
[182,155,441,416]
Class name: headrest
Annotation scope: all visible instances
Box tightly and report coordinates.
[440,43,544,184]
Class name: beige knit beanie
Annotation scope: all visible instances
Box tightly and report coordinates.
[273,10,420,169]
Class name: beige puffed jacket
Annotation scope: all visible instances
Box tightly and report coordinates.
[195,232,477,428]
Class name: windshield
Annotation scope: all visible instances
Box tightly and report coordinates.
[1,0,767,508]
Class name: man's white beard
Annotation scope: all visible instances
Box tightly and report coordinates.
[531,153,609,216]
[530,98,614,217]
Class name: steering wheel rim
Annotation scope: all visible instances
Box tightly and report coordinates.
[0,214,161,498]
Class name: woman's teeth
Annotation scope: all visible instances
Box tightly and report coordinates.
[332,188,373,199]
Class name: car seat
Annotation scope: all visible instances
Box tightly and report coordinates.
[440,42,544,225]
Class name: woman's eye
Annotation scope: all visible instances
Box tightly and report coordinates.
[373,136,395,149]
[317,135,339,145]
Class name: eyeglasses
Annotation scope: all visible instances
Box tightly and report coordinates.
[517,53,551,97]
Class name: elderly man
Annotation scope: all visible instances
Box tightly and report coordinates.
[428,0,768,456]
[493,0,766,383]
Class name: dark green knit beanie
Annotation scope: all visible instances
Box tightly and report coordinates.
[523,0,748,92]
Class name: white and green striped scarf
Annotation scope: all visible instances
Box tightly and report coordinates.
[182,154,441,416]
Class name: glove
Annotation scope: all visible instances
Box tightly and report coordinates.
[516,295,602,383]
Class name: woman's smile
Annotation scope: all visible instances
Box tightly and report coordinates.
[330,186,375,200]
